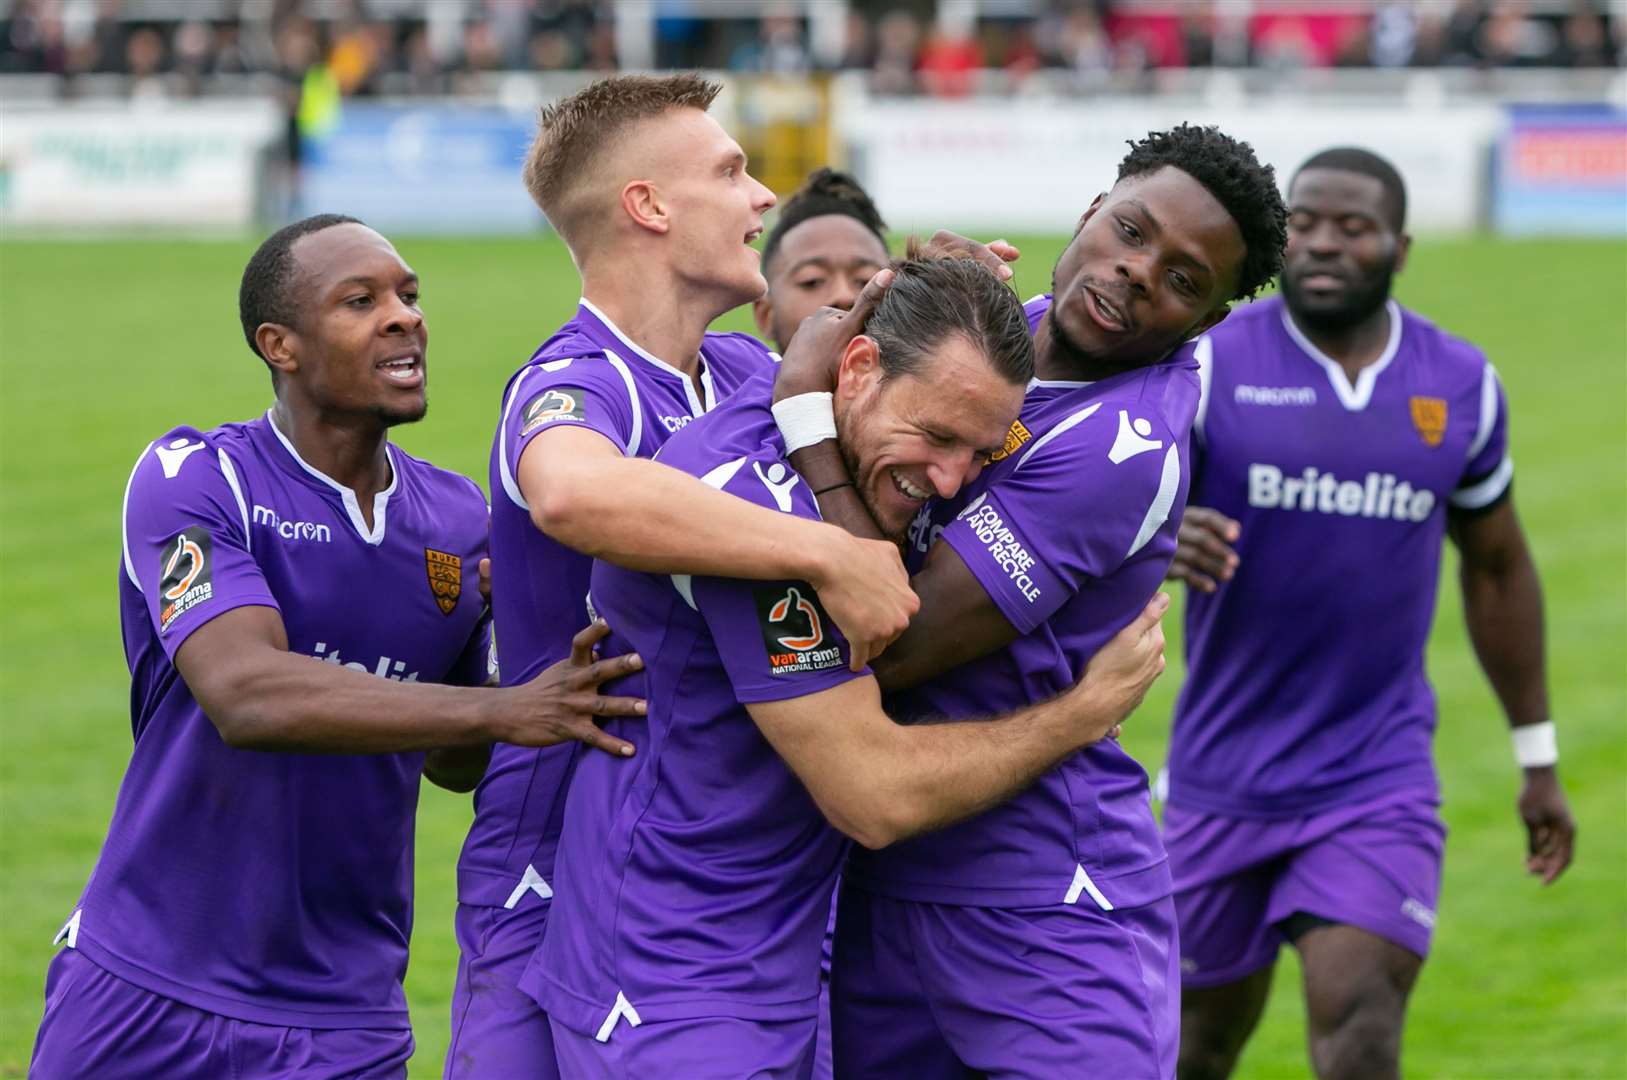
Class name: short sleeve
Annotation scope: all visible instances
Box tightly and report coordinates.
[688,450,867,703]
[496,355,640,507]
[940,407,1183,635]
[1450,362,1513,512]
[123,430,281,658]
[447,612,496,687]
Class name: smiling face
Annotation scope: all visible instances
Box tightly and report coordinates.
[1280,167,1407,331]
[273,223,428,425]
[1047,165,1246,370]
[754,214,890,351]
[653,108,779,309]
[832,333,1024,540]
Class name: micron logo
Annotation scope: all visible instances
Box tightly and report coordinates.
[252,504,333,542]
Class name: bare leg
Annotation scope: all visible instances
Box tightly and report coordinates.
[1176,964,1275,1080]
[1295,923,1422,1080]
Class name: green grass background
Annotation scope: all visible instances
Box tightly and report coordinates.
[1,232,1623,1078]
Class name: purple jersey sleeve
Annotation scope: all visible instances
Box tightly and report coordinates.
[1449,362,1513,512]
[689,452,868,703]
[941,408,1184,635]
[122,429,281,658]
[502,355,640,479]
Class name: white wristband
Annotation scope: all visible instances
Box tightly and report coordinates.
[1512,722,1559,769]
[772,392,837,455]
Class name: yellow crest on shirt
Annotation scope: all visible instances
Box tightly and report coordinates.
[425,548,461,616]
[1409,397,1447,449]
[990,419,1032,462]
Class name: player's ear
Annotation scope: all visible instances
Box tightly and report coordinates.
[621,180,669,236]
[1075,194,1106,233]
[752,295,773,339]
[834,334,881,404]
[1392,232,1411,277]
[255,322,300,379]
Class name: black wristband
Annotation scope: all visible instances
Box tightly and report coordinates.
[813,481,854,497]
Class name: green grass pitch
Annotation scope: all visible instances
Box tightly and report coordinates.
[1,232,1622,1078]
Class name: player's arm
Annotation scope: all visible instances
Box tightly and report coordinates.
[178,611,645,758]
[746,595,1166,850]
[519,425,916,667]
[1448,496,1575,884]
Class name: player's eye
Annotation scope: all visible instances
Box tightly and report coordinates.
[1119,219,1141,243]
[346,295,372,308]
[1170,271,1196,297]
[1340,219,1370,238]
[1289,212,1316,232]
[401,291,420,306]
[796,277,826,290]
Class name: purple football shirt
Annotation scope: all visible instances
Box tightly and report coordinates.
[457,301,775,911]
[64,412,490,1028]
[1167,295,1513,818]
[529,376,867,1037]
[845,295,1195,912]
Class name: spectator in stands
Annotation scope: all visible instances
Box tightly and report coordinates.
[870,9,921,95]
[1558,0,1612,66]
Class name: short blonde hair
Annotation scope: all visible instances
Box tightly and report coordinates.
[523,73,722,250]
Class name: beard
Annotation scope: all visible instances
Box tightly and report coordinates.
[836,427,909,544]
[1281,263,1395,334]
[373,396,428,427]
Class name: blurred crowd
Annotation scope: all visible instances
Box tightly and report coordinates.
[2,0,1620,98]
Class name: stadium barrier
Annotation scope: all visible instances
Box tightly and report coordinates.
[0,99,281,229]
[1491,104,1627,236]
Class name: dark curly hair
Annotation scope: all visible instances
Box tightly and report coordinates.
[239,213,364,372]
[1117,125,1287,301]
[761,168,888,277]
[1295,146,1407,232]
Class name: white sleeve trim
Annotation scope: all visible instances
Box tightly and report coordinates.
[1126,443,1182,561]
[1013,402,1104,472]
[217,449,251,550]
[496,375,533,510]
[1466,363,1502,464]
[1193,334,1214,445]
[602,350,644,459]
[1450,455,1514,509]
[120,442,156,591]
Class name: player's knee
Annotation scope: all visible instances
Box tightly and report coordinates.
[1177,1011,1248,1080]
[1308,990,1404,1080]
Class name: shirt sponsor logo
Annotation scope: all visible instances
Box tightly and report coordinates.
[251,504,332,543]
[989,419,1031,462]
[958,494,1041,603]
[425,548,462,615]
[312,642,420,681]
[1234,384,1318,406]
[1248,463,1436,522]
[755,585,844,676]
[158,526,212,631]
[1409,396,1448,448]
[519,387,587,436]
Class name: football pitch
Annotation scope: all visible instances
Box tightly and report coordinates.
[1,231,1623,1078]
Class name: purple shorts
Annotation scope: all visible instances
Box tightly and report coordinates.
[549,1013,816,1079]
[445,901,556,1079]
[1163,789,1447,989]
[30,948,412,1079]
[831,883,1178,1079]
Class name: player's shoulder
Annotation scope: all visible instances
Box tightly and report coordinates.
[130,418,258,485]
[1014,383,1180,496]
[1204,293,1284,348]
[1397,302,1493,381]
[703,329,780,364]
[660,391,815,519]
[386,443,489,514]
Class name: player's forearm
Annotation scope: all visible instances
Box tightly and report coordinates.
[836,698,1099,849]
[202,650,500,754]
[1461,552,1551,730]
[788,441,887,542]
[534,454,842,582]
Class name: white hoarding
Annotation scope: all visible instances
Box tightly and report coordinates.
[0,100,281,228]
[842,96,1503,233]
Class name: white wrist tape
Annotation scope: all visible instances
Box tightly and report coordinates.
[1512,721,1559,769]
[772,392,837,455]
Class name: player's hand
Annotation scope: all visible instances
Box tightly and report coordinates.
[496,620,646,756]
[1518,766,1575,885]
[1070,592,1169,745]
[1167,507,1240,593]
[477,556,492,607]
[809,529,919,672]
[773,267,895,403]
[919,230,1020,282]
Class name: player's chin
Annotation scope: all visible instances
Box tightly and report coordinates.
[375,393,428,427]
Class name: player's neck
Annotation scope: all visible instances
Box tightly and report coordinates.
[1289,301,1393,381]
[580,267,718,388]
[1031,313,1141,383]
[269,400,393,518]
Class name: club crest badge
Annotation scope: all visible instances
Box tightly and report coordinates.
[1409,396,1447,448]
[990,419,1032,462]
[425,548,462,616]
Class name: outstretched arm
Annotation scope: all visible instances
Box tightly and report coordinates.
[747,594,1167,850]
[1449,496,1574,885]
[519,425,915,669]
